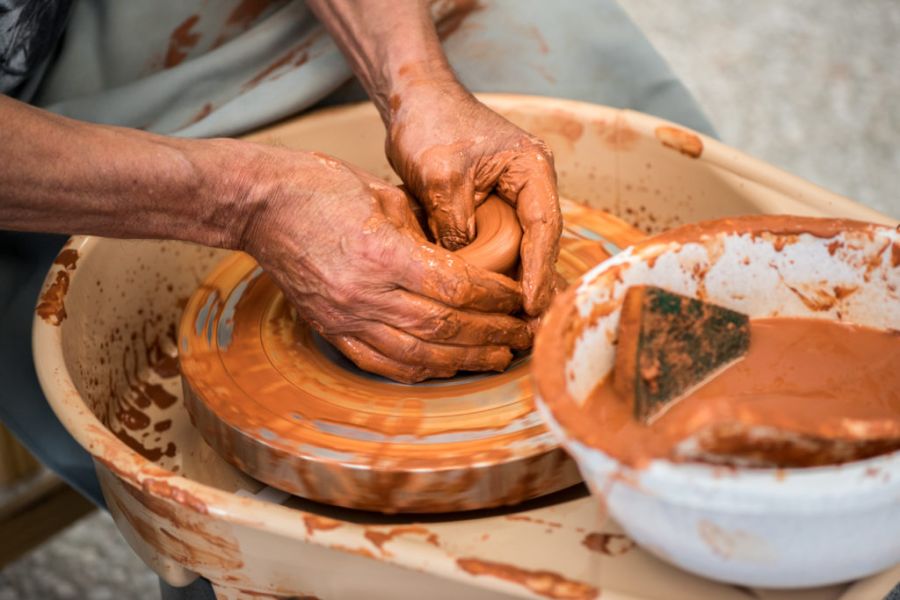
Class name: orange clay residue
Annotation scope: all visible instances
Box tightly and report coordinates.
[54,248,79,270]
[655,125,703,158]
[892,241,900,268]
[242,31,322,91]
[303,514,342,536]
[605,116,640,152]
[213,0,281,47]
[328,544,377,560]
[165,15,202,68]
[524,111,584,146]
[505,515,562,528]
[365,526,439,553]
[110,496,241,570]
[457,558,599,600]
[140,477,209,515]
[582,318,900,468]
[187,103,214,127]
[36,270,70,325]
[581,532,636,556]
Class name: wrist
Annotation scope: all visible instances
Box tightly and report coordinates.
[384,67,467,127]
[182,138,273,252]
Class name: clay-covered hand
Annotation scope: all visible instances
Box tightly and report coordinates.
[237,148,531,383]
[385,82,562,317]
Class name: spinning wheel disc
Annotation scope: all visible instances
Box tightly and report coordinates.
[179,201,618,512]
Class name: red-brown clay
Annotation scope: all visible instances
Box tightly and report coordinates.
[655,125,703,158]
[455,195,522,273]
[579,318,899,468]
[456,558,599,600]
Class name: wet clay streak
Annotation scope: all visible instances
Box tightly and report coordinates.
[187,103,214,127]
[303,514,342,536]
[111,495,242,570]
[107,320,181,464]
[505,515,562,528]
[457,558,598,600]
[433,0,483,40]
[364,525,439,554]
[892,241,900,267]
[36,270,69,325]
[165,15,202,68]
[581,532,636,556]
[224,0,274,28]
[507,110,583,148]
[605,116,640,151]
[242,31,322,90]
[54,248,79,270]
[655,126,703,158]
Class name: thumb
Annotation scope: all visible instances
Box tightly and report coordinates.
[423,177,478,251]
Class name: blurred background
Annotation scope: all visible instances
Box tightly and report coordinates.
[0,1,898,598]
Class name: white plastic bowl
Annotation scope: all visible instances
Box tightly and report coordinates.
[533,215,900,587]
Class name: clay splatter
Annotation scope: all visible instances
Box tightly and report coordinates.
[54,248,79,270]
[36,270,70,325]
[365,525,440,553]
[165,15,202,68]
[457,558,599,600]
[655,125,703,158]
[581,532,636,556]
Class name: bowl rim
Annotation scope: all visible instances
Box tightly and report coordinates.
[532,214,900,508]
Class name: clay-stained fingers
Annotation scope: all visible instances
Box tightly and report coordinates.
[354,322,513,374]
[390,237,524,314]
[373,185,429,241]
[327,334,455,384]
[366,290,532,349]
[422,174,478,250]
[498,153,562,316]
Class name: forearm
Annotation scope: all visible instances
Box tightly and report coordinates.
[307,0,462,123]
[0,95,252,249]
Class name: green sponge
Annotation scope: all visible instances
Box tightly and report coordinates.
[613,285,750,423]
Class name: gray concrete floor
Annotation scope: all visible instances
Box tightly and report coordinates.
[1,2,898,599]
[622,0,900,218]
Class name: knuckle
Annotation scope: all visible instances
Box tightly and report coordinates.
[420,308,461,340]
[525,137,555,163]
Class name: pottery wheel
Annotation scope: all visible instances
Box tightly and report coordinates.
[179,200,617,513]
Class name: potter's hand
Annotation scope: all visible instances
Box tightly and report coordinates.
[385,82,562,317]
[306,1,561,317]
[238,150,531,384]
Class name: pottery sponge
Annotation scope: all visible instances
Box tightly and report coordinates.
[613,285,750,423]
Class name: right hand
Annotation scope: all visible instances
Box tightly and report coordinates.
[235,147,532,383]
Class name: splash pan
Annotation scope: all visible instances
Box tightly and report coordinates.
[33,96,897,599]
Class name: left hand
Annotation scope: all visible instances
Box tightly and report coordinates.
[385,80,562,317]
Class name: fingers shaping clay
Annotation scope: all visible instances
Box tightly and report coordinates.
[456,195,522,273]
